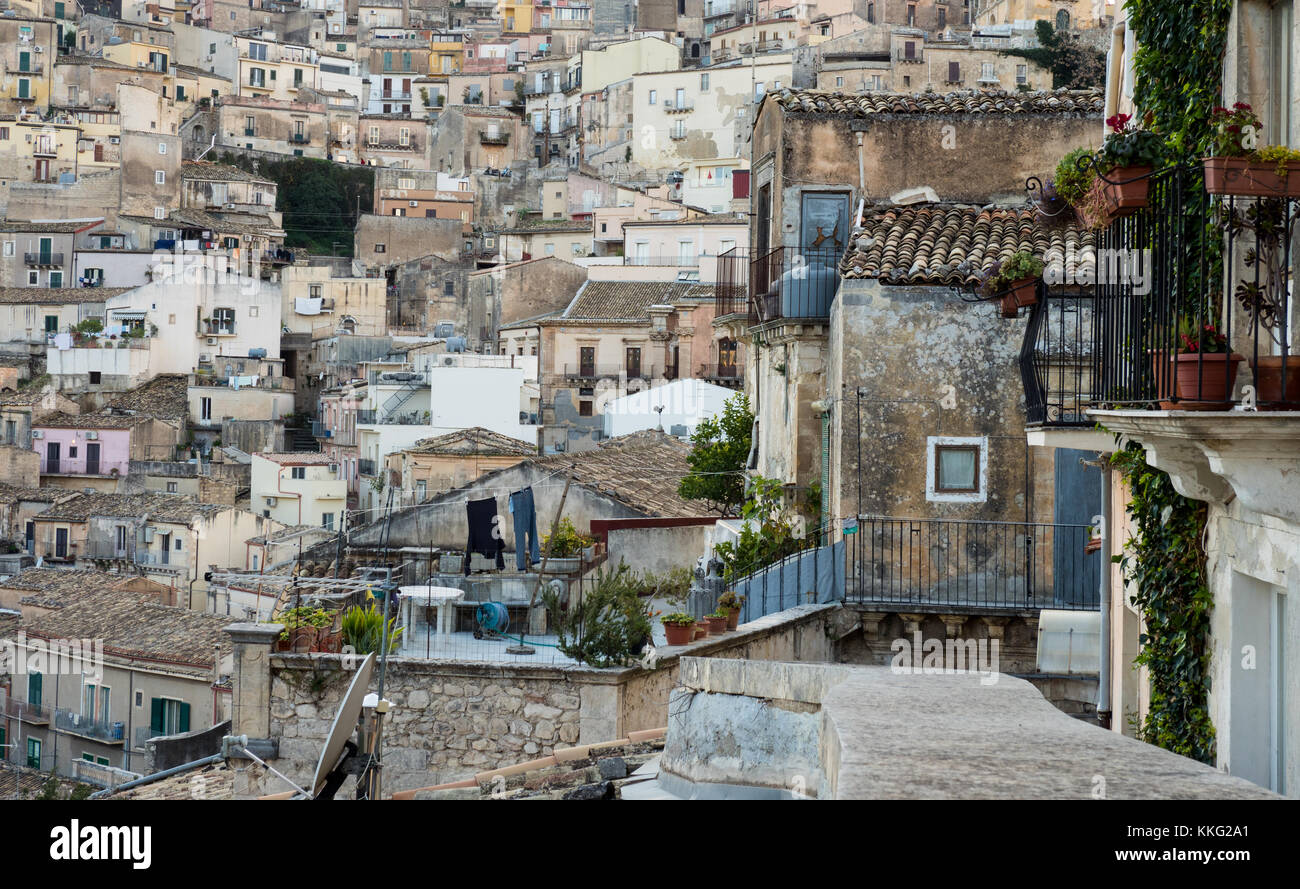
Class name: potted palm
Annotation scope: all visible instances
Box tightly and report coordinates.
[661,612,696,646]
[978,251,1044,318]
[1204,103,1300,197]
[1173,321,1243,407]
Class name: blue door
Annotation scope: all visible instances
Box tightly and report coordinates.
[1053,448,1101,607]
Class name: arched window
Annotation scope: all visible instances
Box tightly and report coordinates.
[1056,9,1070,31]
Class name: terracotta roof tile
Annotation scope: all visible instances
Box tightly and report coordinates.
[531,430,700,518]
[839,203,1095,286]
[404,427,536,457]
[563,280,714,322]
[37,492,235,523]
[770,86,1104,117]
[106,374,190,421]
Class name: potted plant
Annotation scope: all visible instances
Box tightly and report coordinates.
[582,534,598,562]
[717,590,746,630]
[978,250,1044,318]
[540,517,586,573]
[1095,112,1163,215]
[1204,103,1300,197]
[1173,321,1243,407]
[693,619,710,640]
[705,610,729,634]
[661,612,696,646]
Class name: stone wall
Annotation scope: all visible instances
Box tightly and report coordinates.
[0,445,40,487]
[252,603,843,796]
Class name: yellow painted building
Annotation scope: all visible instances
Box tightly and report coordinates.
[972,0,1112,30]
[0,118,79,185]
[500,0,534,33]
[0,16,59,114]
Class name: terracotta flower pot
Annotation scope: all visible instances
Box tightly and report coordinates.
[693,621,709,640]
[1203,157,1300,198]
[1100,166,1153,216]
[289,625,318,652]
[705,615,728,634]
[725,608,740,631]
[663,622,694,646]
[1173,352,1243,407]
[998,277,1039,318]
[1251,356,1300,409]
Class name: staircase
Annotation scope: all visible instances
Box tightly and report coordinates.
[288,424,319,452]
[379,379,424,421]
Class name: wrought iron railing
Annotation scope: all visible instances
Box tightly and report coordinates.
[751,245,842,323]
[1,696,48,723]
[1021,284,1095,426]
[562,363,656,380]
[1090,163,1298,409]
[844,516,1099,611]
[714,246,753,321]
[54,708,126,743]
[697,362,744,383]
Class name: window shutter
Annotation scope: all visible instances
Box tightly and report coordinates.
[948,61,960,82]
[28,672,41,707]
[150,697,164,732]
[178,702,191,733]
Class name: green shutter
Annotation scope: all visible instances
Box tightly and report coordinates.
[55,2,65,17]
[150,697,163,732]
[19,51,29,72]
[178,702,191,733]
[27,672,41,708]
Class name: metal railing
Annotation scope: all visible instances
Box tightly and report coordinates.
[24,252,64,266]
[358,458,376,476]
[1091,163,1298,409]
[622,254,699,267]
[751,245,841,323]
[698,362,744,383]
[311,419,333,438]
[714,246,753,321]
[1,696,49,723]
[1021,284,1095,426]
[54,708,127,743]
[562,363,657,380]
[133,726,166,751]
[844,516,1099,612]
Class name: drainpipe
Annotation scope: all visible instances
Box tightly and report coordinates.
[1097,463,1113,730]
[855,131,866,209]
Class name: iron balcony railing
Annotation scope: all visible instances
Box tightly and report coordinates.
[844,516,1100,612]
[311,419,333,438]
[1032,163,1299,415]
[751,245,842,323]
[54,708,127,744]
[698,362,744,384]
[562,363,657,380]
[714,246,753,321]
[622,254,699,267]
[1,696,49,723]
[24,252,64,267]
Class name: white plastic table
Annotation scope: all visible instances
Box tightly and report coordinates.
[398,585,465,637]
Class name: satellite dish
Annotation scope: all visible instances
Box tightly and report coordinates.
[311,651,375,798]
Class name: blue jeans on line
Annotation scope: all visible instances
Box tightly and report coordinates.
[510,488,541,571]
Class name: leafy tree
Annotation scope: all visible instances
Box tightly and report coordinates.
[712,475,818,583]
[1000,21,1106,90]
[677,392,753,515]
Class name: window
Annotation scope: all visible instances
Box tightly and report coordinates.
[116,525,128,553]
[907,2,916,25]
[938,6,946,28]
[374,244,386,253]
[150,697,190,736]
[26,737,41,769]
[158,142,167,155]
[648,89,657,105]
[579,400,593,417]
[213,307,235,333]
[981,61,996,81]
[291,466,306,479]
[200,397,212,421]
[927,437,987,502]
[701,73,709,91]
[322,512,334,530]
[948,61,961,82]
[154,207,166,220]
[49,271,63,288]
[1016,64,1028,85]
[28,271,39,286]
[88,371,100,384]
[155,170,165,185]
[167,481,178,493]
[836,76,844,87]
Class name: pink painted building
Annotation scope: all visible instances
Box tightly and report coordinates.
[315,381,366,504]
[33,412,183,492]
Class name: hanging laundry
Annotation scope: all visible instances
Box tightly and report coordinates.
[508,487,541,571]
[465,496,505,575]
[54,332,73,351]
[295,296,324,315]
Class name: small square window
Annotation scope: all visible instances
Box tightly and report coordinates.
[935,446,979,493]
[88,372,101,385]
[69,446,78,458]
[249,306,259,317]
[167,481,178,493]
[159,142,167,154]
[579,400,593,417]
[155,170,166,185]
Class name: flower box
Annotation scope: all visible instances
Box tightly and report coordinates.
[1203,157,1300,198]
[1250,356,1300,410]
[539,556,582,574]
[999,277,1039,318]
[1101,165,1153,214]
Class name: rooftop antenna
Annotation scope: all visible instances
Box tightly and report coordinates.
[310,650,376,798]
[654,404,665,431]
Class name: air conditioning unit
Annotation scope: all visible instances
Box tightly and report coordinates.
[408,200,417,207]
[85,431,99,440]
[33,45,43,53]
[143,527,156,542]
[207,337,217,345]
[31,430,43,439]
[265,497,277,506]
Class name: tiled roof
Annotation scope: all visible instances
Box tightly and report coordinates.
[37,493,233,523]
[0,483,72,504]
[34,411,152,429]
[110,761,234,800]
[1,568,115,599]
[181,161,272,184]
[106,374,189,421]
[170,208,282,237]
[838,203,1095,286]
[504,219,592,233]
[254,452,340,465]
[624,212,747,226]
[0,219,104,233]
[20,587,232,668]
[769,87,1104,117]
[563,280,714,322]
[0,287,130,305]
[531,430,699,518]
[405,427,536,457]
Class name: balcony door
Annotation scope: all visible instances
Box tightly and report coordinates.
[45,441,60,474]
[55,527,67,559]
[626,347,641,379]
[160,533,171,565]
[579,346,595,377]
[38,237,53,265]
[85,442,100,475]
[799,192,849,263]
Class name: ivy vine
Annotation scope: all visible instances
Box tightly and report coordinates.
[1109,443,1216,765]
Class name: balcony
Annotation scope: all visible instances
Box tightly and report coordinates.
[1028,164,1300,422]
[714,247,754,322]
[290,133,310,143]
[381,90,413,100]
[366,140,420,152]
[562,363,657,381]
[623,254,699,267]
[312,419,333,438]
[664,100,694,114]
[1,696,49,724]
[33,142,58,158]
[359,458,376,476]
[750,245,841,323]
[845,516,1099,612]
[245,127,257,137]
[25,252,64,268]
[479,131,510,145]
[54,708,126,745]
[200,320,237,337]
[894,48,924,62]
[6,61,44,75]
[698,362,745,388]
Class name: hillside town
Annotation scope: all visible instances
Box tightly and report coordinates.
[0,0,1293,820]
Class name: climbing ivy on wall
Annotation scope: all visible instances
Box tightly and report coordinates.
[1109,443,1217,765]
[1126,0,1235,158]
